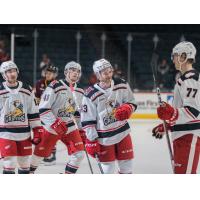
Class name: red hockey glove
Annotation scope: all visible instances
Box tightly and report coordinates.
[114,103,133,121]
[85,139,100,158]
[157,102,178,121]
[152,123,171,139]
[79,130,87,144]
[32,126,44,145]
[51,118,68,135]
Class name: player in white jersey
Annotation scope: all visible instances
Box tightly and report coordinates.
[152,41,200,173]
[0,61,43,174]
[30,61,85,174]
[81,59,137,174]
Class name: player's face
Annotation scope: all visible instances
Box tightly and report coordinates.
[173,54,180,70]
[99,67,113,83]
[5,68,18,83]
[45,71,56,81]
[68,68,80,82]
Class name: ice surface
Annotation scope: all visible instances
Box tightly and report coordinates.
[0,120,199,174]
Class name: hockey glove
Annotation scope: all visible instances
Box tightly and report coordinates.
[152,123,171,139]
[32,126,44,145]
[85,139,100,158]
[114,103,133,121]
[79,129,87,144]
[157,102,178,121]
[51,118,68,135]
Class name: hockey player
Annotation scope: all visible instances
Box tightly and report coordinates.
[30,61,85,174]
[81,58,137,174]
[0,61,43,174]
[152,41,200,174]
[35,64,58,165]
[35,64,58,103]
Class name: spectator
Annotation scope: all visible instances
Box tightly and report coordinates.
[157,58,170,89]
[0,40,9,65]
[89,73,97,85]
[40,54,51,77]
[113,64,123,79]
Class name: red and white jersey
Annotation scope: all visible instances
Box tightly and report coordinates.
[39,79,84,134]
[0,81,41,141]
[81,78,137,145]
[171,69,200,140]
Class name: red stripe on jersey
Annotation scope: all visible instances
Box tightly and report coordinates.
[28,118,40,121]
[82,125,96,129]
[0,125,29,128]
[40,110,51,116]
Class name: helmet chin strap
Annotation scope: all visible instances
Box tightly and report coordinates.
[65,70,79,84]
[177,54,188,73]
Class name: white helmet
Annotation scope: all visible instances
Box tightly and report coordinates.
[64,61,81,72]
[64,61,82,81]
[0,61,19,75]
[172,41,196,61]
[93,58,112,74]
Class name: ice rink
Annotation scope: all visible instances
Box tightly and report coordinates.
[0,120,199,174]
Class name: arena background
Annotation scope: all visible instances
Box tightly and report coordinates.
[0,24,200,119]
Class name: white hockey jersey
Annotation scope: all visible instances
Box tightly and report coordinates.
[39,79,84,134]
[0,81,41,141]
[171,69,200,140]
[81,78,137,145]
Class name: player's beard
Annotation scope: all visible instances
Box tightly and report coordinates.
[99,77,112,89]
[7,75,18,85]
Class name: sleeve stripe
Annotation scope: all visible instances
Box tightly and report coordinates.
[184,108,196,119]
[28,118,40,121]
[184,106,200,118]
[39,108,51,116]
[127,103,138,111]
[81,120,97,127]
[82,125,96,129]
[28,113,40,119]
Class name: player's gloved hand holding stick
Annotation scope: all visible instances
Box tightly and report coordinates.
[85,139,104,174]
[79,130,94,174]
[154,88,175,173]
[151,55,175,173]
[152,102,178,139]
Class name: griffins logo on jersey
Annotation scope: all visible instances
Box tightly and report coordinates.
[103,100,120,126]
[57,98,76,117]
[4,100,25,123]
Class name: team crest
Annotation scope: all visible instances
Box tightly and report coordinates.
[4,100,25,123]
[103,100,120,126]
[57,97,76,117]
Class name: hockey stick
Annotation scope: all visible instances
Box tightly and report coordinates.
[84,145,94,174]
[68,82,94,174]
[151,52,175,173]
[95,154,104,174]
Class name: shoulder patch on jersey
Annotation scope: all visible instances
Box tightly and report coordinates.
[48,80,62,89]
[180,70,199,82]
[85,86,99,98]
[113,78,127,85]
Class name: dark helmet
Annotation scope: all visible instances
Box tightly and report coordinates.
[45,64,58,74]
